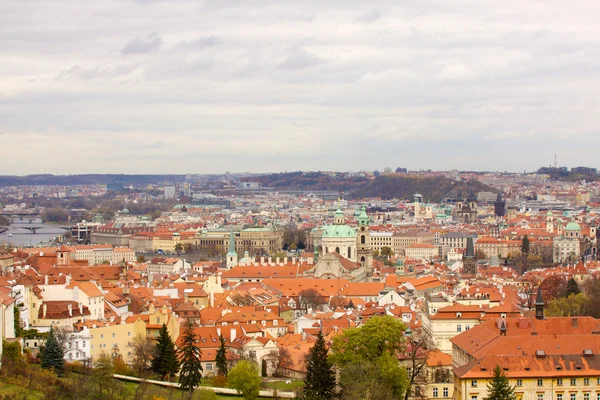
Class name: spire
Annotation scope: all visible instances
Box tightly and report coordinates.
[535,285,545,320]
[465,237,475,258]
[358,205,369,226]
[227,229,237,256]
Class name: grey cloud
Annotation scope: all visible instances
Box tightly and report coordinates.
[177,35,222,49]
[122,32,162,55]
[1,0,600,174]
[278,47,325,69]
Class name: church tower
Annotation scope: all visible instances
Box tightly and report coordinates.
[356,205,373,278]
[546,210,554,233]
[462,237,476,275]
[226,229,238,269]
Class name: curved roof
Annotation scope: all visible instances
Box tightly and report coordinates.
[565,219,581,232]
[322,224,356,238]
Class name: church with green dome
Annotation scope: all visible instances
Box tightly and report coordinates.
[320,209,357,262]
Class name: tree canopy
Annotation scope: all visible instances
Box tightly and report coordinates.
[151,324,179,380]
[304,331,336,400]
[41,327,64,375]
[330,316,409,400]
[330,315,407,366]
[228,360,261,400]
[484,365,516,400]
[178,319,203,397]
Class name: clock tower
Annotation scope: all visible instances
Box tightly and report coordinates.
[356,205,373,279]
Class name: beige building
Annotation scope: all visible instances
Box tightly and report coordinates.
[195,227,284,256]
[405,243,438,261]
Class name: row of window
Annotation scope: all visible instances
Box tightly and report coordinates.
[432,387,450,397]
[472,394,595,400]
[472,378,599,388]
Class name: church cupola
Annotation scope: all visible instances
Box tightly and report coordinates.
[333,209,345,225]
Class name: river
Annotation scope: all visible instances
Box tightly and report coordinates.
[0,218,69,247]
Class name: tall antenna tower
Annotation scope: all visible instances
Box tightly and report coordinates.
[554,154,557,168]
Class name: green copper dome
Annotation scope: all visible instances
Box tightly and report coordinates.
[322,224,356,238]
[565,219,581,232]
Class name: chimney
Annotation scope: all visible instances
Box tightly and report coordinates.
[268,256,272,265]
[66,274,71,285]
[284,257,288,265]
[210,291,215,308]
[68,303,73,316]
[44,275,49,285]
[79,302,83,315]
[292,257,296,265]
[217,327,221,336]
[230,328,237,341]
[301,331,307,341]
[43,303,47,319]
[276,257,280,265]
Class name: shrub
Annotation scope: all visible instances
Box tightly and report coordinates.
[210,375,228,387]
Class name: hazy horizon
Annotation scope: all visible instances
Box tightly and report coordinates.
[2,0,599,174]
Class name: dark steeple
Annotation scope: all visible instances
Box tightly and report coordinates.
[535,286,545,320]
[462,236,477,275]
[465,236,475,257]
[494,193,506,217]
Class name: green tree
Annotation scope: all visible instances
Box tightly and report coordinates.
[521,235,530,255]
[178,319,203,398]
[484,365,516,400]
[216,334,228,376]
[14,307,22,337]
[175,242,184,254]
[228,360,261,400]
[339,358,404,400]
[330,315,406,366]
[304,331,336,400]
[546,293,591,317]
[380,247,394,257]
[151,324,179,380]
[41,327,64,375]
[330,316,408,400]
[566,278,581,297]
[89,353,124,399]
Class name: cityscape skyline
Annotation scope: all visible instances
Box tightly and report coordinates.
[2,0,599,174]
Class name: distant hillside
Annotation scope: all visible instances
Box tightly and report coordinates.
[0,174,185,186]
[245,172,496,201]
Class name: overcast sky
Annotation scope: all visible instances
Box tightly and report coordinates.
[1,0,599,175]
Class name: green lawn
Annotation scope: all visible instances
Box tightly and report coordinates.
[264,379,305,391]
[121,380,246,399]
[0,383,44,399]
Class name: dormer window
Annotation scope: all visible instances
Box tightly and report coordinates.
[456,312,462,318]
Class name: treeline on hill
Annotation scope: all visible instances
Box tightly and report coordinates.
[245,172,495,200]
[0,174,186,186]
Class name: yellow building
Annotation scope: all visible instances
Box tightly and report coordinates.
[75,318,147,363]
[452,300,600,400]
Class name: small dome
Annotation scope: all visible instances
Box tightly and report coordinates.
[546,210,553,216]
[395,259,404,267]
[565,219,581,232]
[121,208,129,214]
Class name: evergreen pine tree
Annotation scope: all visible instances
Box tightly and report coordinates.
[566,278,581,297]
[41,327,64,375]
[216,334,228,376]
[304,331,336,400]
[178,319,203,398]
[484,365,517,400]
[521,235,530,255]
[151,323,179,380]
